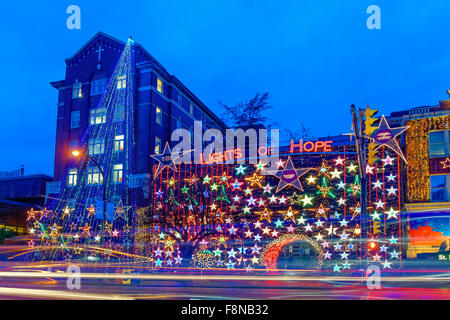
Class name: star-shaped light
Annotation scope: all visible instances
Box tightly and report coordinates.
[255,207,274,223]
[385,207,399,219]
[268,156,311,193]
[370,115,409,163]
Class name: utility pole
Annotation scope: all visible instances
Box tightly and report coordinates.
[350,105,368,260]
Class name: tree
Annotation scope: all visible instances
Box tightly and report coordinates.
[219,92,275,129]
[283,122,314,141]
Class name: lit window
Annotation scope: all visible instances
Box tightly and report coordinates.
[155,136,162,154]
[113,164,123,183]
[89,107,106,125]
[156,107,162,125]
[70,110,80,129]
[88,137,105,155]
[176,118,181,129]
[114,135,125,152]
[69,140,78,158]
[157,78,163,94]
[72,81,82,99]
[114,105,125,122]
[189,103,194,115]
[67,168,77,186]
[431,175,448,202]
[91,78,107,96]
[117,75,126,89]
[429,131,449,157]
[87,166,103,185]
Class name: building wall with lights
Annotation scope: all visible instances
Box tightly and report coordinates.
[387,96,450,258]
[47,32,225,206]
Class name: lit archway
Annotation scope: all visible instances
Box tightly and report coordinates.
[260,234,325,270]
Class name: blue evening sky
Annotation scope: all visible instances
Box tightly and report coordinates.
[0,0,449,176]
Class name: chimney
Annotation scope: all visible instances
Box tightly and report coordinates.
[20,164,24,176]
[439,90,450,109]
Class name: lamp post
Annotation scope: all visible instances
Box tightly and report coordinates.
[72,150,107,243]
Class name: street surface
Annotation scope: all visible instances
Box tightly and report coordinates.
[0,245,449,300]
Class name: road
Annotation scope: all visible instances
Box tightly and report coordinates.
[0,245,449,300]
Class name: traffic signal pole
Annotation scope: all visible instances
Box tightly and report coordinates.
[350,105,368,260]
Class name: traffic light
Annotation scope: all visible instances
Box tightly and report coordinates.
[364,107,378,137]
[368,240,378,250]
[373,220,381,235]
[367,142,378,165]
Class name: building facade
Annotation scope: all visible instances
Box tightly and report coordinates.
[0,170,52,234]
[387,94,450,258]
[46,32,225,208]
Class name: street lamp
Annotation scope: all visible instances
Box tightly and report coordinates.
[71,149,107,243]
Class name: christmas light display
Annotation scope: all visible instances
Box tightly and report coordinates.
[147,139,404,272]
[23,38,144,263]
[405,115,450,202]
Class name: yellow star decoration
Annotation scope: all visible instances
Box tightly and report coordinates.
[184,175,199,185]
[289,192,304,205]
[353,224,361,237]
[317,184,332,198]
[165,177,177,186]
[350,202,362,221]
[39,207,53,220]
[281,206,299,222]
[245,172,264,188]
[49,223,62,238]
[440,157,450,169]
[164,238,175,251]
[79,223,91,236]
[347,162,358,173]
[317,161,331,178]
[61,205,74,219]
[123,224,132,233]
[255,207,274,223]
[312,204,330,219]
[104,221,113,235]
[348,183,361,196]
[306,175,317,184]
[87,204,96,217]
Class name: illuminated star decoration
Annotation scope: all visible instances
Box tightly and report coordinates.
[440,157,450,169]
[151,142,193,177]
[114,200,132,220]
[369,115,409,163]
[269,156,311,193]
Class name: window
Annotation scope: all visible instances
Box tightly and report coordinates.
[157,78,163,94]
[114,105,125,122]
[70,110,80,129]
[91,78,107,96]
[88,137,105,155]
[72,81,82,99]
[189,103,194,115]
[155,136,162,154]
[113,164,123,183]
[114,135,124,152]
[67,168,77,186]
[87,166,103,185]
[177,93,182,105]
[176,118,181,129]
[156,107,162,125]
[429,131,446,157]
[431,175,448,202]
[89,107,106,125]
[69,140,78,158]
[117,75,126,89]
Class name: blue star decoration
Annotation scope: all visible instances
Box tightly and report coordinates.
[151,142,194,177]
[369,115,409,163]
[268,156,311,193]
